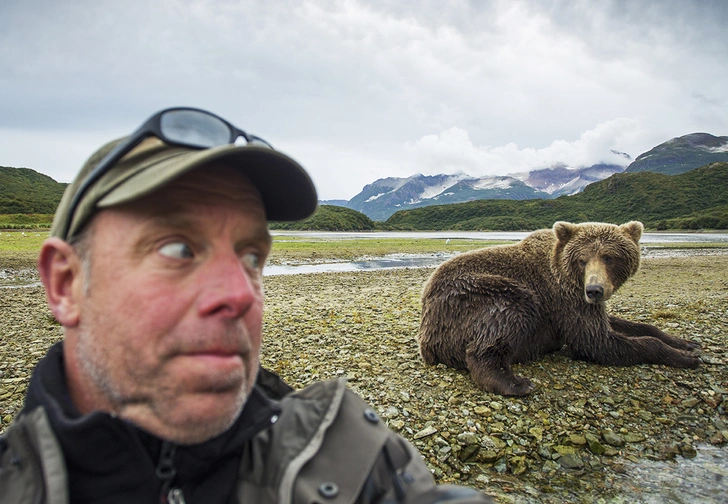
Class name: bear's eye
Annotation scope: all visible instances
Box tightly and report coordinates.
[578,259,587,268]
[603,255,613,264]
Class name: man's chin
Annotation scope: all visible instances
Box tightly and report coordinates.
[170,389,250,444]
[122,387,250,444]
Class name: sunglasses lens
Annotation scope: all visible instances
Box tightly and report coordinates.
[160,109,232,148]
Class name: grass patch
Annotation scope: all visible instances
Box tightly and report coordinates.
[0,230,48,269]
[0,230,48,253]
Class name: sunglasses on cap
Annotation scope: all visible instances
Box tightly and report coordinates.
[62,107,273,239]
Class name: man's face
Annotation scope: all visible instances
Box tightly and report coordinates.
[64,166,272,444]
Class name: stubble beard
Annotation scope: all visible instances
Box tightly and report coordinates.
[74,320,259,443]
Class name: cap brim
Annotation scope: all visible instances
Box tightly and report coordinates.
[97,144,318,222]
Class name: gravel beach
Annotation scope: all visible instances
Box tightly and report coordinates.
[1,249,726,503]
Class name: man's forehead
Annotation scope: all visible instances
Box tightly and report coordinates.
[104,164,269,225]
[166,164,265,203]
[131,164,265,211]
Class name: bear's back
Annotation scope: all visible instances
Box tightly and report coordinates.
[427,228,556,287]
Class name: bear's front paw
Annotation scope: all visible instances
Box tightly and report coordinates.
[504,376,537,396]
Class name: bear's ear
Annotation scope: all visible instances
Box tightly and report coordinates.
[553,221,579,243]
[619,221,643,244]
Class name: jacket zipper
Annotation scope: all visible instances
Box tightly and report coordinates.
[156,440,186,504]
[167,488,186,504]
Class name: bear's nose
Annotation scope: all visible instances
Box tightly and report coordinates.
[585,284,604,301]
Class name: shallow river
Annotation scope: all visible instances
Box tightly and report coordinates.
[611,444,728,504]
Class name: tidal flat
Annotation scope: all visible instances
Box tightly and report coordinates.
[1,232,726,503]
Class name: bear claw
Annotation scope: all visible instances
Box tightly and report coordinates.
[685,340,701,351]
[504,377,536,396]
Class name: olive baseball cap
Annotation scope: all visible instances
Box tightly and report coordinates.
[51,136,318,240]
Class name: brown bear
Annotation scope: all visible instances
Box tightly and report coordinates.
[417,221,701,396]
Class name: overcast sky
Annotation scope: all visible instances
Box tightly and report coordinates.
[1,0,727,200]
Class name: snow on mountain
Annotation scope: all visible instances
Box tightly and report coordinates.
[471,177,516,190]
[524,164,625,196]
[365,192,388,203]
[417,173,473,200]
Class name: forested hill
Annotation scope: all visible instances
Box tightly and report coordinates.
[269,205,376,231]
[0,167,67,214]
[384,162,728,230]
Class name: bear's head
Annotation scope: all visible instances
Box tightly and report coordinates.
[552,221,643,304]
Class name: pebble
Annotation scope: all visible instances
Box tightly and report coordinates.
[602,430,625,447]
[456,432,479,445]
[559,453,585,469]
[414,426,438,439]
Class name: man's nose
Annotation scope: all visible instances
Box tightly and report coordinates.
[197,252,258,318]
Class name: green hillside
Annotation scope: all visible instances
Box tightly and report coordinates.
[384,162,728,230]
[0,167,67,214]
[269,204,376,231]
[626,133,728,175]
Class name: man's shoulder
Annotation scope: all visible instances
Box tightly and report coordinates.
[276,376,391,446]
[0,407,69,504]
[258,368,377,429]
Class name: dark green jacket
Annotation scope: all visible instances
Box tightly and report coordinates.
[0,345,492,504]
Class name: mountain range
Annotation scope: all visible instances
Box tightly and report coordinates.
[323,133,728,221]
[2,132,728,223]
[383,161,728,231]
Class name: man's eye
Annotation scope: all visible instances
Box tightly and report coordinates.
[242,252,262,271]
[158,242,194,259]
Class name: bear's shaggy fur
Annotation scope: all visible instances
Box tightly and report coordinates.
[418,221,701,396]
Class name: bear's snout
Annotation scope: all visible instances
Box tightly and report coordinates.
[584,261,613,303]
[585,283,604,301]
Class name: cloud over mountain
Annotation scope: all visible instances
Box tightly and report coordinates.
[403,118,642,178]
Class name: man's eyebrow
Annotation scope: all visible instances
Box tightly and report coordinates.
[247,226,273,246]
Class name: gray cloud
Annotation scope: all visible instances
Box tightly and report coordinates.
[1,0,727,199]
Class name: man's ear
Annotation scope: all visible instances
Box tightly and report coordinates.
[38,237,85,327]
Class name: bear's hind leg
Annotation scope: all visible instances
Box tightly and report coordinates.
[467,352,536,396]
[462,282,543,396]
